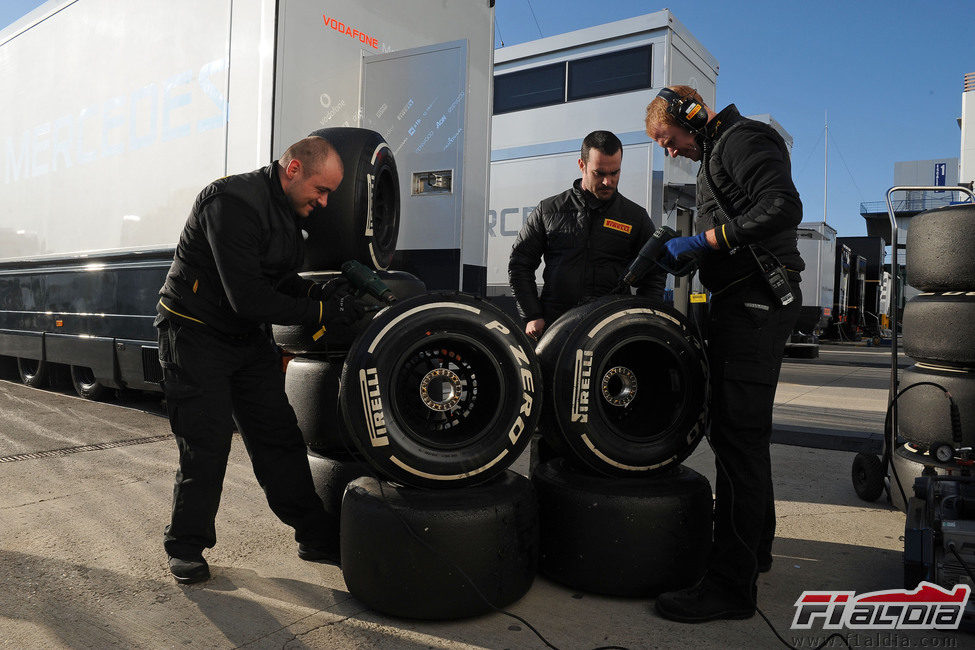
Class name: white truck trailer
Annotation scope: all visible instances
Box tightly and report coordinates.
[0,0,494,394]
[486,11,718,313]
[795,221,837,336]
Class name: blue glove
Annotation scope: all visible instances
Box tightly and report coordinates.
[664,232,711,261]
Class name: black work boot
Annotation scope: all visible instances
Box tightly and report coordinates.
[655,577,755,623]
[168,555,210,584]
[297,542,341,566]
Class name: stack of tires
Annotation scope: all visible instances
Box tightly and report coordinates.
[277,128,543,619]
[273,126,422,532]
[890,204,975,511]
[532,296,714,597]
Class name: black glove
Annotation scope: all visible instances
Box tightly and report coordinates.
[310,276,351,300]
[324,290,366,327]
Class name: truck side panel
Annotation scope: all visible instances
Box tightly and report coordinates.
[273,0,494,291]
[1,0,236,260]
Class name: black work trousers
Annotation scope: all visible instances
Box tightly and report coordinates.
[704,275,801,594]
[157,318,333,559]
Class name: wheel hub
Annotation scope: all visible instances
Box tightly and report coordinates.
[601,366,638,407]
[419,367,464,412]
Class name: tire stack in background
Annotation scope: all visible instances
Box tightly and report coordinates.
[889,204,975,512]
[532,296,714,598]
[276,127,544,620]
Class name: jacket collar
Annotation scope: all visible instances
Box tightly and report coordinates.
[572,178,618,211]
[266,161,298,218]
[703,104,743,143]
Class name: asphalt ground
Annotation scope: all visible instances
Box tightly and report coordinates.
[0,346,969,649]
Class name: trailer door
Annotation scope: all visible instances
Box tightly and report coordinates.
[359,40,469,290]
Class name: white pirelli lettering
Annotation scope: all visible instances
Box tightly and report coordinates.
[358,367,388,447]
[571,349,593,423]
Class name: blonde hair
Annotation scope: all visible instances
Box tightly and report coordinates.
[645,85,707,133]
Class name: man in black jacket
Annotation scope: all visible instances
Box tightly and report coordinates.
[156,136,362,584]
[508,130,666,339]
[645,86,803,622]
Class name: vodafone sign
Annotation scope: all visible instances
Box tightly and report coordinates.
[322,13,381,50]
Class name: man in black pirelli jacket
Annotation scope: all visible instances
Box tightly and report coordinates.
[508,130,666,339]
[645,86,803,622]
[155,136,362,584]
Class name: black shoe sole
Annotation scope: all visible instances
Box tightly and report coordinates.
[298,550,341,566]
[171,569,210,584]
[654,599,755,623]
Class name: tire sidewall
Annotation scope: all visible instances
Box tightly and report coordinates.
[540,296,709,475]
[340,292,541,487]
[305,127,399,271]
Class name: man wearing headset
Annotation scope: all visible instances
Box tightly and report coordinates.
[644,86,803,622]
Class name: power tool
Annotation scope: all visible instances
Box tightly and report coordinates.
[616,225,696,292]
[341,260,397,304]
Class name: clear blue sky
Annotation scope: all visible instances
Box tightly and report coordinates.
[4,0,972,237]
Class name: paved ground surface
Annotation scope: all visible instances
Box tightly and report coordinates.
[0,345,969,649]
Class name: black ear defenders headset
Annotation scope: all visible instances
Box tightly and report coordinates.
[656,87,708,133]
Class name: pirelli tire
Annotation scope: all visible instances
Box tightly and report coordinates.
[897,364,975,450]
[285,356,346,453]
[17,357,49,388]
[533,458,712,597]
[304,127,399,271]
[535,296,709,477]
[272,271,426,356]
[339,292,541,489]
[70,365,109,401]
[905,204,975,291]
[307,450,371,550]
[340,471,538,620]
[903,292,975,367]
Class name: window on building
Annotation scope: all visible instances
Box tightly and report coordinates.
[493,62,565,115]
[567,46,652,102]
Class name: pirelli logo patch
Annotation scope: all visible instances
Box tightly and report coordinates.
[603,218,632,234]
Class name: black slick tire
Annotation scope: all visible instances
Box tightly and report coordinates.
[339,292,541,489]
[532,458,712,597]
[903,292,975,367]
[905,204,975,291]
[304,127,399,271]
[897,364,975,450]
[340,471,538,619]
[851,452,884,502]
[272,271,426,356]
[17,357,48,388]
[888,444,935,513]
[70,365,109,400]
[285,356,346,453]
[535,296,709,477]
[306,450,371,550]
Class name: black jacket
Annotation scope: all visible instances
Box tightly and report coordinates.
[508,180,666,322]
[694,105,804,291]
[157,163,322,336]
